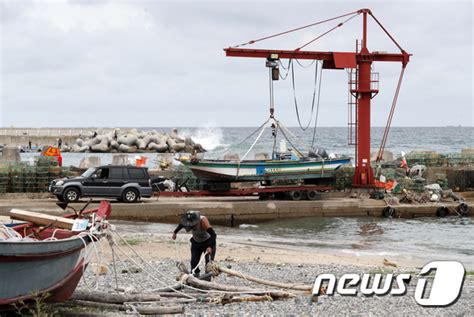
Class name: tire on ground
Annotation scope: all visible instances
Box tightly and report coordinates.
[63,187,80,203]
[122,188,139,203]
[382,206,396,218]
[436,206,449,217]
[456,203,469,216]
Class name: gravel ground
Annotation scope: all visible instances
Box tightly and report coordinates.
[78,258,474,316]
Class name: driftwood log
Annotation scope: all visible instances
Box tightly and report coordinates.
[151,282,184,292]
[221,294,273,305]
[64,299,124,311]
[72,288,207,303]
[58,309,130,317]
[131,304,184,315]
[63,299,184,315]
[210,263,312,292]
[177,272,294,299]
[72,289,161,304]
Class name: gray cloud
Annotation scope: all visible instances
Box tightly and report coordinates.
[0,0,472,127]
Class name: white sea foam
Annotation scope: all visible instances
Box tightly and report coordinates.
[181,126,227,151]
[239,224,259,229]
[341,249,401,257]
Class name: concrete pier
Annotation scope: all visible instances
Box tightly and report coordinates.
[0,193,471,225]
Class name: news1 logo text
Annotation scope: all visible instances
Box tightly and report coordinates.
[312,261,465,307]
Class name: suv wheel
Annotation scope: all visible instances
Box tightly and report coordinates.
[122,188,139,203]
[63,188,80,203]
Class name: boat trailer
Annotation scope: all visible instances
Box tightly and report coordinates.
[155,184,333,201]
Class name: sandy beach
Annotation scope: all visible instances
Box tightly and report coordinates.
[105,230,425,269]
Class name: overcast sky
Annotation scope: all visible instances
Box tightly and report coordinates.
[0,0,472,128]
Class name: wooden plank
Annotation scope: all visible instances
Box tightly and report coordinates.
[9,209,75,230]
[0,215,11,224]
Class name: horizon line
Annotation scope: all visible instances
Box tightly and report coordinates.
[0,125,472,129]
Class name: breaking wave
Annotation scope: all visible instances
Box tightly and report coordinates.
[181,127,227,152]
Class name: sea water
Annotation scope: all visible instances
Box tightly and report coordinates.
[20,126,474,167]
[116,216,474,270]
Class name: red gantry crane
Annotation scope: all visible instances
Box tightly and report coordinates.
[224,8,411,187]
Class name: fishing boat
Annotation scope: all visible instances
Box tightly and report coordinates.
[0,200,111,310]
[181,156,350,183]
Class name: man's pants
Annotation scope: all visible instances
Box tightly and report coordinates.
[190,238,216,276]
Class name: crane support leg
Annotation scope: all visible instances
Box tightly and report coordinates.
[353,10,375,187]
[353,58,374,186]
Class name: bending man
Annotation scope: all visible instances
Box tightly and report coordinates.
[172,211,217,277]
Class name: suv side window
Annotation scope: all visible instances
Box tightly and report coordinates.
[95,168,109,179]
[109,167,124,179]
[128,168,145,179]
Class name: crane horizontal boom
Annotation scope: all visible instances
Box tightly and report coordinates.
[224,48,411,68]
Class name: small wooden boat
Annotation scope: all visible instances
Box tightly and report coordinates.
[0,201,111,310]
[181,157,351,183]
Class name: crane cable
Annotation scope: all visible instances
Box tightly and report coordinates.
[311,61,324,148]
[291,58,320,131]
[295,12,361,51]
[278,59,292,80]
[295,59,316,68]
[221,117,270,158]
[376,66,407,163]
[231,10,361,48]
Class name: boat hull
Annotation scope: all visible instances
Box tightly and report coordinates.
[0,235,91,309]
[183,158,350,183]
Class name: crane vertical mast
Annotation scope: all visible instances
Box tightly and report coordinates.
[224,8,411,187]
[353,9,374,186]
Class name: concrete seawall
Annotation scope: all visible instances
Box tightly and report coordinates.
[0,135,78,147]
[0,128,117,147]
[0,128,141,147]
[0,194,471,225]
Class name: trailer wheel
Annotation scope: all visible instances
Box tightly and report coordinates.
[382,206,396,218]
[289,190,303,201]
[456,203,469,216]
[436,206,449,217]
[307,190,321,201]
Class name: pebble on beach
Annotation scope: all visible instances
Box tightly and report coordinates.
[79,257,474,316]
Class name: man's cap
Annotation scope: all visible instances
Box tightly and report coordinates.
[180,210,201,228]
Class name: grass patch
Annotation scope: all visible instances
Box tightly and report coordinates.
[367,268,394,274]
[12,292,59,317]
[166,239,187,245]
[120,238,141,246]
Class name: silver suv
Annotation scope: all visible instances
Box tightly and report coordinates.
[49,165,153,203]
